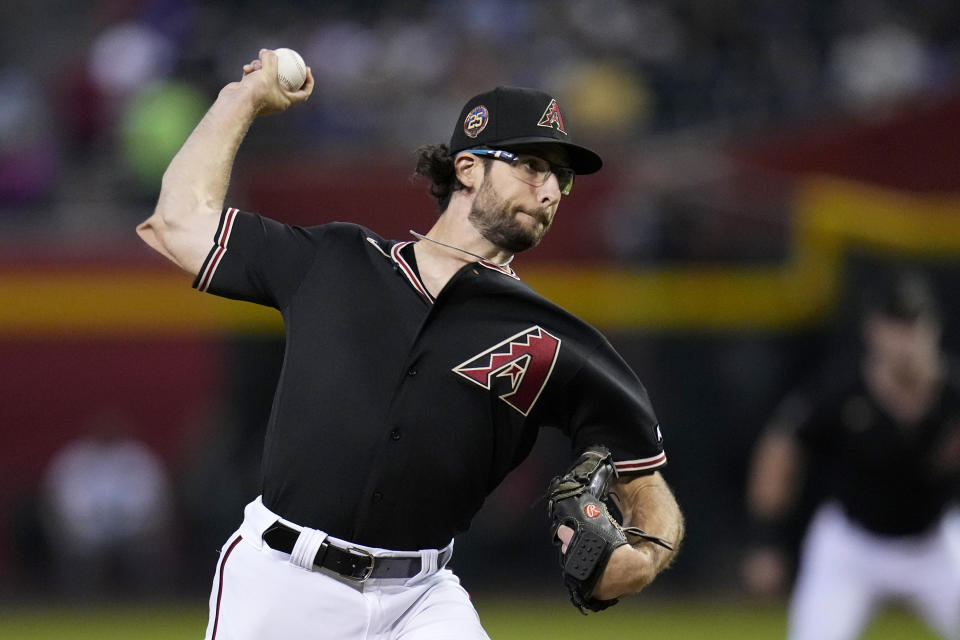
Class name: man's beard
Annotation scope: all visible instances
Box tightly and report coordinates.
[468,178,550,253]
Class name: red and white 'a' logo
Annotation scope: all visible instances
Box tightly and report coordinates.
[453,326,561,416]
[537,98,567,135]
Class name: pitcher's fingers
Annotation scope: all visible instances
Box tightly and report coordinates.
[290,67,315,98]
[257,48,278,74]
[557,525,574,554]
[242,59,262,76]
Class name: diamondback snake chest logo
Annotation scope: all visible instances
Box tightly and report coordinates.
[453,326,561,416]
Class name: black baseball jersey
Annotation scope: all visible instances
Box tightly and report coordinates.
[193,208,666,550]
[774,367,960,537]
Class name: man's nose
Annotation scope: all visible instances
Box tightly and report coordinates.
[538,172,562,206]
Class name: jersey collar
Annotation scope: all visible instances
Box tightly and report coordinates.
[370,236,522,304]
[477,259,520,280]
[390,241,434,303]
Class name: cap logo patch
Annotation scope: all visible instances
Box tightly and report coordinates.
[584,504,602,518]
[537,98,567,135]
[464,105,489,138]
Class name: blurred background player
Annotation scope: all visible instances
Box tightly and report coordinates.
[744,269,960,639]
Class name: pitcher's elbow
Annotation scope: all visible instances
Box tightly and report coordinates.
[135,215,170,259]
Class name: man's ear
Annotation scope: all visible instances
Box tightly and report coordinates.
[454,153,484,191]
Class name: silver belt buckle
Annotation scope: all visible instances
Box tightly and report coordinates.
[345,547,376,582]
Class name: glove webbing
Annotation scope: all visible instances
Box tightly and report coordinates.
[550,450,612,501]
[548,479,591,502]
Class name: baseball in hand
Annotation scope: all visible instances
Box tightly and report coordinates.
[275,48,307,91]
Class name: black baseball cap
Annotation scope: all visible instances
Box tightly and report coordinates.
[449,86,603,175]
[862,270,940,322]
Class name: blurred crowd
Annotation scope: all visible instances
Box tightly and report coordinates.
[1,0,959,236]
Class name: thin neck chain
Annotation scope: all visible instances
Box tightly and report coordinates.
[408,230,514,267]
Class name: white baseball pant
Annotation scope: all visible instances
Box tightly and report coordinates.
[203,497,490,640]
[788,502,960,640]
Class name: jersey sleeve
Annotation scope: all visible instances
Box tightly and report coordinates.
[768,385,835,455]
[560,339,666,475]
[192,207,323,309]
[768,391,815,436]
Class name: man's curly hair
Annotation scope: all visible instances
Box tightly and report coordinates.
[414,144,488,212]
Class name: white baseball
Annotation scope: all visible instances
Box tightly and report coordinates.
[275,47,306,91]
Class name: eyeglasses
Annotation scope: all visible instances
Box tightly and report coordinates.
[463,148,575,196]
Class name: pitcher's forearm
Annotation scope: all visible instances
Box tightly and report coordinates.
[615,472,684,572]
[137,50,314,274]
[157,83,260,227]
[592,472,683,600]
[137,84,261,274]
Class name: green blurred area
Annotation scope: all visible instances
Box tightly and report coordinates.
[0,598,942,640]
[119,82,208,192]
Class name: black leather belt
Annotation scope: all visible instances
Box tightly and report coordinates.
[262,521,451,582]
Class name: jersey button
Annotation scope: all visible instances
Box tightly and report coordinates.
[372,491,383,503]
[390,429,401,441]
[407,368,417,376]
